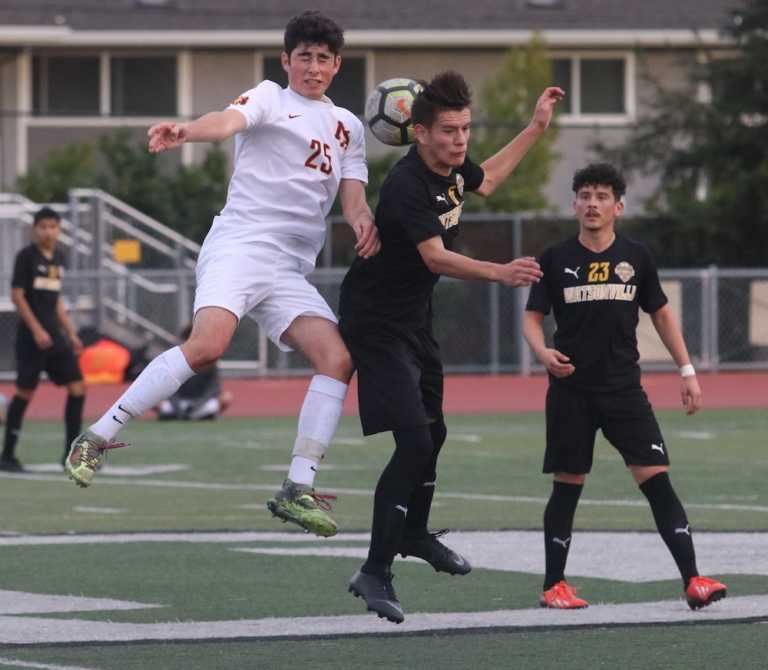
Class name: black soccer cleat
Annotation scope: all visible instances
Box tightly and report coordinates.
[0,456,25,473]
[348,569,405,624]
[399,529,472,575]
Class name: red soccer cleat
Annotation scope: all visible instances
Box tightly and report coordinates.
[686,576,727,610]
[540,580,589,609]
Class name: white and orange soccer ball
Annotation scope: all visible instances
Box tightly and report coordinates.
[364,78,423,146]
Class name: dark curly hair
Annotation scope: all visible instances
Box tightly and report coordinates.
[572,163,626,199]
[284,11,344,56]
[411,71,472,128]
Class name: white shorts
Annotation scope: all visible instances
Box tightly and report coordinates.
[193,229,336,352]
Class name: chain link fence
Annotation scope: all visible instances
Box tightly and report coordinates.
[2,198,767,379]
[2,266,767,379]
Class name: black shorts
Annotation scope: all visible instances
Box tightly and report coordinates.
[544,382,667,474]
[16,334,83,390]
[342,324,443,436]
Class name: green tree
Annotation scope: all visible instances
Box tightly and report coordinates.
[167,146,228,243]
[18,130,228,243]
[16,143,96,202]
[97,130,175,224]
[468,36,559,213]
[597,0,768,266]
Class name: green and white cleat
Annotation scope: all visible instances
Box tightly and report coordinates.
[64,430,129,488]
[266,479,338,537]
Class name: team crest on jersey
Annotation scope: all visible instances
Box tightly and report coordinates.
[232,95,249,106]
[445,175,465,207]
[335,121,350,150]
[614,261,635,283]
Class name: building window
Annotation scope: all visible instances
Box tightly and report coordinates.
[552,54,632,121]
[32,53,177,117]
[580,59,625,114]
[32,55,100,115]
[263,56,366,115]
[111,56,177,116]
[552,59,573,114]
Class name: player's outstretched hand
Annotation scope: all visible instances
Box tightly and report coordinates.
[353,219,381,259]
[541,348,575,378]
[530,87,566,132]
[148,122,188,153]
[498,257,543,287]
[681,376,702,415]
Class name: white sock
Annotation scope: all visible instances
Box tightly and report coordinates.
[288,375,348,487]
[287,456,319,487]
[89,346,194,440]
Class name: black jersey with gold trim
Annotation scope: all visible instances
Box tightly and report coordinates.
[11,244,67,340]
[340,145,484,331]
[526,234,667,391]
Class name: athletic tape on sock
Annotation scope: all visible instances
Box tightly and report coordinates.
[308,374,348,400]
[292,436,327,462]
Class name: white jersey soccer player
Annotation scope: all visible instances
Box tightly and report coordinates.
[64,11,379,538]
[195,80,367,343]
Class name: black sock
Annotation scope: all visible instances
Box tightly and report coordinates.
[404,419,446,538]
[2,395,29,460]
[65,394,85,454]
[639,471,698,587]
[543,481,583,590]
[363,425,435,576]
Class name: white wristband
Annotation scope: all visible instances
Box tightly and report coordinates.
[680,364,696,378]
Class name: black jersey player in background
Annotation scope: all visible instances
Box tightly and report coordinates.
[340,71,564,623]
[1,207,84,471]
[524,163,726,610]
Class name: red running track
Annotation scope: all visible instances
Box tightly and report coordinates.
[1,372,765,421]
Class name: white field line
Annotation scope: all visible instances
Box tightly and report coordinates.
[25,464,189,476]
[258,464,369,471]
[450,434,483,443]
[2,470,768,514]
[0,590,159,615]
[1,530,766,583]
[2,595,767,645]
[232,530,768,582]
[72,506,126,514]
[0,658,102,670]
[0,531,372,547]
[675,431,715,440]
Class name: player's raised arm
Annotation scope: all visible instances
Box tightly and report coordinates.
[474,87,565,197]
[339,179,380,259]
[148,110,247,153]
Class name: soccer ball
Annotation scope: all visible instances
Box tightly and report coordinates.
[365,78,423,146]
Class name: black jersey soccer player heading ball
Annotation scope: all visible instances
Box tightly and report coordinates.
[341,71,564,623]
[524,162,726,611]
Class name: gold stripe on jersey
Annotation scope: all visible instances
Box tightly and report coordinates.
[33,277,62,292]
[563,283,637,304]
[439,203,463,230]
